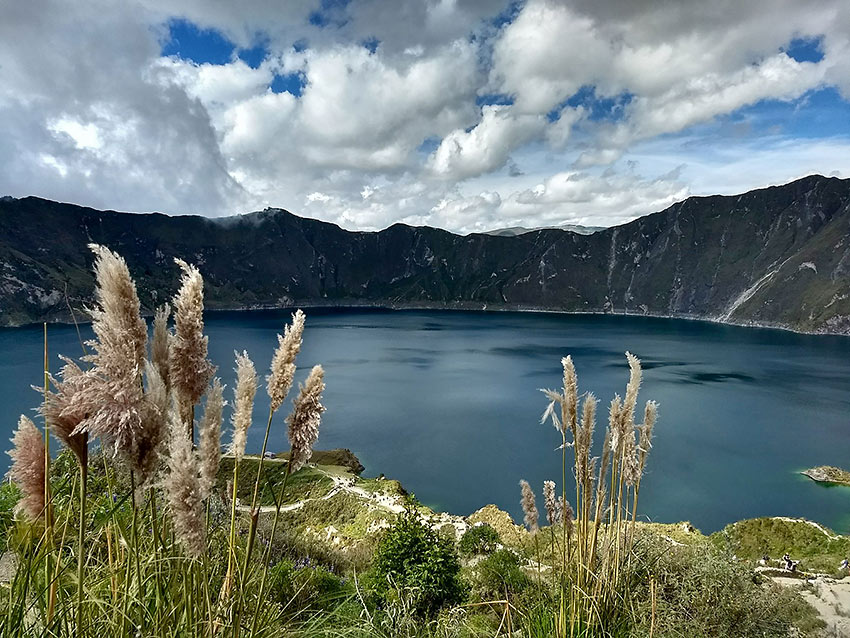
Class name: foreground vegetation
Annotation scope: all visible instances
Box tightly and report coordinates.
[0,245,828,637]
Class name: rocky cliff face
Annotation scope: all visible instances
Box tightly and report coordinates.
[2,174,849,333]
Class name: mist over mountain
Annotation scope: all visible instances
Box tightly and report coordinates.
[482,224,605,236]
[2,174,849,334]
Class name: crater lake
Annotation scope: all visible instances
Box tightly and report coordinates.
[2,308,849,534]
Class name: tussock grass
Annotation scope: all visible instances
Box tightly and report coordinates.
[2,245,327,637]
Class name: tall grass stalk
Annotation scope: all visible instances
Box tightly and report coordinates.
[43,323,58,626]
[236,311,305,635]
[537,352,659,637]
[3,246,325,638]
[76,442,88,637]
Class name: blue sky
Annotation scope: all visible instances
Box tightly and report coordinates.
[3,0,850,232]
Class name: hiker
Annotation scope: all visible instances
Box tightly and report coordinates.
[840,558,849,571]
[782,553,793,570]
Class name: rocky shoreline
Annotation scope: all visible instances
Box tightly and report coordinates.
[6,301,850,337]
[802,466,850,486]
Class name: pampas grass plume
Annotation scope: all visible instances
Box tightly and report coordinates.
[543,480,562,526]
[40,356,89,463]
[519,479,539,533]
[198,379,225,499]
[164,411,205,558]
[170,259,215,425]
[268,310,305,413]
[638,400,658,473]
[286,364,325,472]
[135,361,168,486]
[622,351,642,425]
[87,244,147,371]
[608,394,622,453]
[73,245,147,458]
[563,499,574,536]
[578,393,597,462]
[229,351,257,460]
[151,303,171,392]
[562,356,578,433]
[8,416,46,520]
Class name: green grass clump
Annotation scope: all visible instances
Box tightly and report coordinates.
[470,548,530,600]
[267,558,350,615]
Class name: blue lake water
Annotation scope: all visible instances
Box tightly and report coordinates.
[2,309,849,534]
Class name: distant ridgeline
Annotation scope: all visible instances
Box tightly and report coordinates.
[2,174,850,333]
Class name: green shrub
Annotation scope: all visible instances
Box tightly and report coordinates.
[473,549,529,599]
[370,508,467,617]
[267,558,348,613]
[629,533,824,637]
[458,523,500,557]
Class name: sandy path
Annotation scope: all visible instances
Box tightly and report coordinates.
[771,575,850,636]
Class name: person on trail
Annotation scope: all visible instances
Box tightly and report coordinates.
[840,558,849,571]
[782,553,792,570]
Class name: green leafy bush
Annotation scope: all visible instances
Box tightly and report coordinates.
[473,548,529,599]
[458,523,500,557]
[370,508,467,617]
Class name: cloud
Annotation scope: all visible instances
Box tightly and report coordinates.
[161,58,274,110]
[426,191,503,231]
[292,42,481,168]
[489,0,842,147]
[503,169,691,227]
[428,105,546,180]
[0,0,244,215]
[546,106,586,149]
[575,52,828,165]
[2,0,850,234]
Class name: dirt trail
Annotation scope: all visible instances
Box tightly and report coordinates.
[771,574,850,636]
[235,469,408,515]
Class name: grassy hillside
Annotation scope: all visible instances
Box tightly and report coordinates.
[0,450,830,637]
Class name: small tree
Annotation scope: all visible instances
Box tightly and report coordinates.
[370,507,467,616]
[459,523,501,557]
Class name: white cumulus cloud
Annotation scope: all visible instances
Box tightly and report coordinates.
[2,0,850,234]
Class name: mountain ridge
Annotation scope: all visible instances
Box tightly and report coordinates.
[2,174,849,333]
